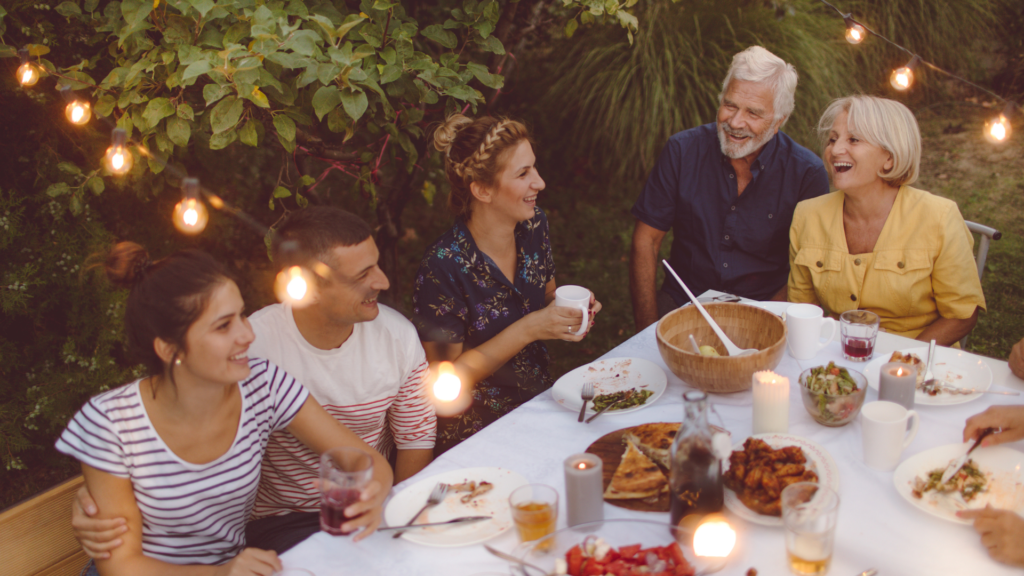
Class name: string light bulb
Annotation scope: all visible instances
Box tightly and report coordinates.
[17,49,40,87]
[843,16,866,44]
[890,55,921,91]
[984,103,1015,143]
[173,178,209,234]
[103,128,134,174]
[274,265,315,307]
[432,362,462,402]
[65,100,92,125]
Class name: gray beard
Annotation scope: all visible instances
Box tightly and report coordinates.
[717,122,776,159]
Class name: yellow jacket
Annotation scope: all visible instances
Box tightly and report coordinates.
[788,186,986,339]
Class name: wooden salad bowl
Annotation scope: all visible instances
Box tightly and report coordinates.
[656,302,787,393]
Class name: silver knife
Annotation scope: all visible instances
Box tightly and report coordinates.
[940,427,997,484]
[379,516,491,532]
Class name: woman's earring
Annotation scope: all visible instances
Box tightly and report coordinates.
[174,358,182,365]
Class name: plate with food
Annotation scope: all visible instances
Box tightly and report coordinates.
[722,434,840,526]
[551,357,667,417]
[512,519,712,576]
[586,423,731,513]
[384,467,527,546]
[865,347,993,406]
[893,444,1024,524]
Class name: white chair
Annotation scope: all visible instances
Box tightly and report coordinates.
[961,221,1001,348]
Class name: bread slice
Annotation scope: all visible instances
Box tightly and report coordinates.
[604,440,668,500]
[623,423,679,470]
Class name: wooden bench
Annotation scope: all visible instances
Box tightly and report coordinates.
[0,475,89,576]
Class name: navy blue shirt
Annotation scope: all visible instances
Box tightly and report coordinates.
[632,123,829,304]
[413,208,555,454]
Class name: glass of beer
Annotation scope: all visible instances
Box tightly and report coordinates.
[509,484,559,550]
[319,447,374,536]
[781,482,840,576]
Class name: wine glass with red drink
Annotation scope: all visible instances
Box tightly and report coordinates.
[319,447,374,536]
[840,310,880,362]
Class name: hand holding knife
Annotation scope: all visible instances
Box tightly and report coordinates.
[941,427,998,484]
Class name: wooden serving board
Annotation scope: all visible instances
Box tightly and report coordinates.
[585,424,673,513]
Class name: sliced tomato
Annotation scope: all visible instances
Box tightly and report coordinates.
[583,559,606,576]
[567,545,583,576]
[666,542,687,566]
[619,544,642,559]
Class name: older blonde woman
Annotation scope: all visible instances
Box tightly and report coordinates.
[788,95,985,346]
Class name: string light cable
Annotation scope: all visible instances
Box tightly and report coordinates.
[818,0,1019,142]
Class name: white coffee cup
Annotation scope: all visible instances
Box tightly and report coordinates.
[786,304,837,360]
[554,285,590,336]
[861,401,920,471]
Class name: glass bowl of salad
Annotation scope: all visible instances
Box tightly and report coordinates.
[510,519,729,576]
[798,363,868,427]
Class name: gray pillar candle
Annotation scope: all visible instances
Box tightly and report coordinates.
[878,362,916,410]
[564,453,604,527]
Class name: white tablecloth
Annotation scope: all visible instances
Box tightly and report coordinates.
[282,295,1024,575]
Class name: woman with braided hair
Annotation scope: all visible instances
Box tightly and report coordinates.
[413,114,602,455]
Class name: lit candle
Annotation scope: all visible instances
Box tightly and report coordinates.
[752,370,789,434]
[693,516,737,558]
[878,362,916,410]
[564,454,603,527]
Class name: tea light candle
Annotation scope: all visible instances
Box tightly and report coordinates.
[752,370,789,434]
[564,454,603,527]
[879,362,916,410]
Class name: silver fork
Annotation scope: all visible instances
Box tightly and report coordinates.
[922,339,938,389]
[392,482,449,538]
[578,382,595,423]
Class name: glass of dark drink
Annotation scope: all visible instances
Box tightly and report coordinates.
[319,447,374,536]
[839,310,880,362]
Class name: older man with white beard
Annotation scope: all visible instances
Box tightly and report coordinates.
[629,45,830,331]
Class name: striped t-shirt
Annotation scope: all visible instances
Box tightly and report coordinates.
[55,359,308,565]
[248,303,435,518]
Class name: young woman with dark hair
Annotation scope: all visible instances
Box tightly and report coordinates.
[412,115,602,455]
[57,242,392,576]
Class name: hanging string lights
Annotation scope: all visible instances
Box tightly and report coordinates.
[173,177,209,234]
[16,49,40,87]
[103,128,134,174]
[61,87,92,126]
[889,55,921,92]
[819,0,1018,143]
[843,16,866,45]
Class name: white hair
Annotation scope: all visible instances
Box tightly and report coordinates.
[719,46,798,127]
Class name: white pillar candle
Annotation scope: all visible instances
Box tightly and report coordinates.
[564,454,604,527]
[752,370,789,434]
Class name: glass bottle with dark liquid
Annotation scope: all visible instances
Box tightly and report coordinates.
[670,390,724,527]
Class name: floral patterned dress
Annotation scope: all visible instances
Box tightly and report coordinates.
[413,208,555,455]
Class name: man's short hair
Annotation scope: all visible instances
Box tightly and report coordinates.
[719,46,798,127]
[816,95,921,188]
[271,206,373,268]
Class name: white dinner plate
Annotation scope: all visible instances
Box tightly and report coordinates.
[384,467,527,547]
[865,346,993,406]
[722,433,841,527]
[550,357,667,416]
[893,444,1024,524]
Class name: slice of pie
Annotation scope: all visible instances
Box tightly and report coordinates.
[604,440,668,500]
[623,423,680,469]
[889,351,925,385]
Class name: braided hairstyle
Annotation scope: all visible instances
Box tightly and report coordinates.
[104,242,234,394]
[432,114,532,219]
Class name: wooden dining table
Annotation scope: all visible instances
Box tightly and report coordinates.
[281,292,1024,575]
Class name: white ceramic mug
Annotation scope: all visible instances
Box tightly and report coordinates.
[554,285,590,336]
[786,304,837,360]
[861,401,920,471]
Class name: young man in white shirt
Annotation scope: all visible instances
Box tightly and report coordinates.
[71,207,436,555]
